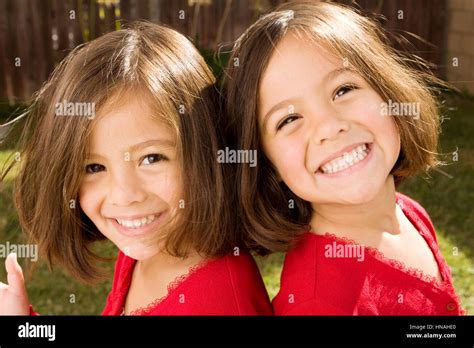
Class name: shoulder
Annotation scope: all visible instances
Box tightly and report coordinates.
[102,251,136,315]
[110,251,136,287]
[396,192,430,219]
[396,192,437,242]
[199,250,260,276]
[222,252,272,303]
[220,250,268,282]
[282,232,319,271]
[181,252,273,315]
[273,232,320,314]
[281,232,321,282]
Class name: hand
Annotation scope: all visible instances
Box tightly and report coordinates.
[0,253,30,315]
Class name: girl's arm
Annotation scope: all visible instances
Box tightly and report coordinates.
[0,253,31,315]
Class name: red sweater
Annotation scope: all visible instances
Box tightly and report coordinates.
[102,251,273,315]
[272,193,465,315]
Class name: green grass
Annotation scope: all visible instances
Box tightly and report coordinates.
[0,96,473,314]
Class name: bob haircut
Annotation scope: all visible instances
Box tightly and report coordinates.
[5,21,238,283]
[223,1,444,254]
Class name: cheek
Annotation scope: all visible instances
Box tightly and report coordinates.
[372,116,401,168]
[264,137,309,185]
[143,167,183,206]
[387,118,401,162]
[78,183,115,239]
[78,182,102,220]
[353,95,401,168]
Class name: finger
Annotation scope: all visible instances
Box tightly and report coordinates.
[5,253,25,293]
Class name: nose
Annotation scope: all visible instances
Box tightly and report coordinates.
[309,107,350,145]
[107,167,147,207]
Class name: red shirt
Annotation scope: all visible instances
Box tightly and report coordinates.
[102,251,273,315]
[272,192,466,315]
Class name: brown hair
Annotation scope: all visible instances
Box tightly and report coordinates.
[3,21,238,283]
[223,1,444,254]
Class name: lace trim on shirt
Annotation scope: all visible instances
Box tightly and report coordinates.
[398,197,466,313]
[320,231,449,289]
[319,232,465,314]
[318,199,454,290]
[395,197,459,292]
[127,258,212,316]
[308,196,465,313]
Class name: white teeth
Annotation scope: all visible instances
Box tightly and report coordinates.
[116,214,157,228]
[320,144,370,174]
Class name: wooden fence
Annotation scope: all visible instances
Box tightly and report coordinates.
[0,0,447,104]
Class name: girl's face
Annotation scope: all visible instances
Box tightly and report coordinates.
[79,93,182,260]
[258,33,400,206]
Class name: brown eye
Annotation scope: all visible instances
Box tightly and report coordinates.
[334,84,357,100]
[85,163,105,174]
[277,114,301,131]
[140,154,167,166]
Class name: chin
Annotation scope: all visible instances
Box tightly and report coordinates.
[118,243,160,261]
[315,181,381,206]
[340,181,385,205]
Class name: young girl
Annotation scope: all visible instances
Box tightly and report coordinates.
[223,1,465,315]
[0,22,272,315]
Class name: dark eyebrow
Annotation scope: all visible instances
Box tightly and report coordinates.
[261,67,354,132]
[88,139,175,159]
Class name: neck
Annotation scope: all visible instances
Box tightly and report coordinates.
[310,175,399,238]
[137,248,202,276]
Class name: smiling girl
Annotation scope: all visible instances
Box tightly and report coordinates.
[0,22,272,315]
[223,1,465,315]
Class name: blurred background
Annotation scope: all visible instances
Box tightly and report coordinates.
[0,0,473,314]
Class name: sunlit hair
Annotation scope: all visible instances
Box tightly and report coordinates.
[3,21,238,283]
[223,1,445,254]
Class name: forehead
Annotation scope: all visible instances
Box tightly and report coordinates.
[88,92,175,150]
[258,32,343,106]
[266,32,342,75]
